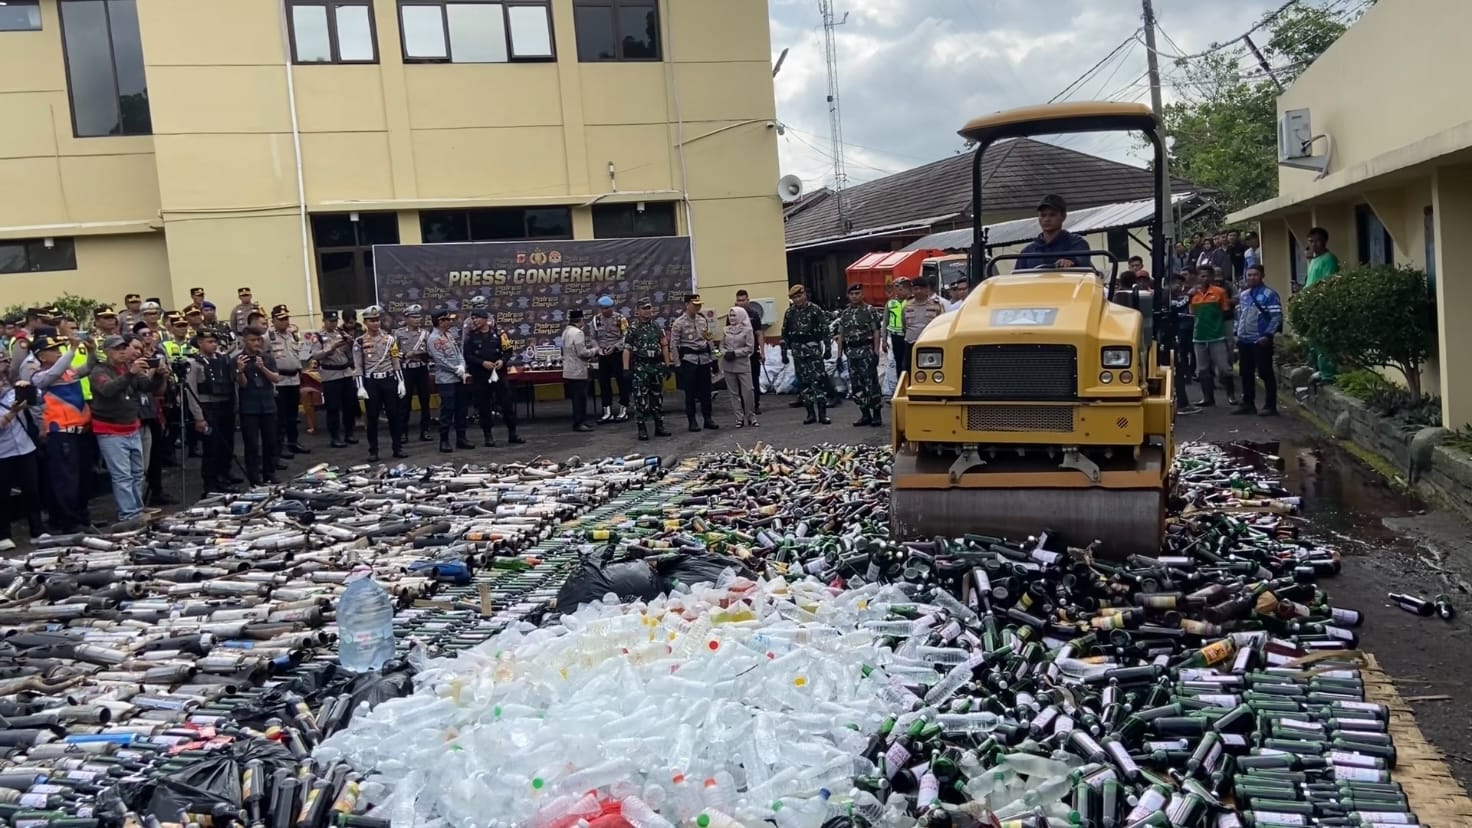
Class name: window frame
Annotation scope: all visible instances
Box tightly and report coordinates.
[571,0,661,63]
[0,237,79,275]
[591,202,678,239]
[311,212,400,310]
[395,0,556,64]
[284,0,380,65]
[419,207,575,243]
[57,0,152,138]
[0,0,42,31]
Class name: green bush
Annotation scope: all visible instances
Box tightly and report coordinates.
[1288,264,1435,397]
[1272,331,1308,367]
[0,294,108,329]
[1446,427,1472,457]
[1334,369,1442,428]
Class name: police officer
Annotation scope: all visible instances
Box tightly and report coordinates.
[229,287,257,334]
[464,309,525,446]
[119,293,145,332]
[161,312,196,461]
[589,295,630,423]
[311,310,357,448]
[268,306,312,457]
[200,301,234,352]
[781,283,832,425]
[427,309,474,453]
[836,283,885,427]
[669,293,718,432]
[354,306,408,462]
[624,299,673,441]
[339,309,364,431]
[394,304,435,442]
[184,329,238,493]
[461,295,489,348]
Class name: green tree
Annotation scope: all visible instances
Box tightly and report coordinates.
[1158,2,1362,213]
[1288,264,1435,397]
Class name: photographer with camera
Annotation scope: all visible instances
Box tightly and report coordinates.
[162,313,197,463]
[185,330,239,494]
[236,328,283,486]
[0,349,45,551]
[91,334,162,526]
[129,323,173,507]
[19,328,92,534]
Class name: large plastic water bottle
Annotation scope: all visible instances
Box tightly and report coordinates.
[337,570,396,672]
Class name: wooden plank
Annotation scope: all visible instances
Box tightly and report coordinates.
[1362,653,1472,825]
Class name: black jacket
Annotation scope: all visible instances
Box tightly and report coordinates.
[463,328,509,379]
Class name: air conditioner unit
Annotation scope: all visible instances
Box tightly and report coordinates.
[1278,109,1312,161]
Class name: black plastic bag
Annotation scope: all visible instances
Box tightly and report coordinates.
[555,558,661,609]
[656,553,756,592]
[145,736,294,819]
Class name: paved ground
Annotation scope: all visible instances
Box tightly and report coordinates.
[12,391,1472,792]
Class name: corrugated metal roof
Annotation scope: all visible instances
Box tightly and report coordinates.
[902,193,1199,251]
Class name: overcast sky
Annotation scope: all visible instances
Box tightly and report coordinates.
[769,0,1293,190]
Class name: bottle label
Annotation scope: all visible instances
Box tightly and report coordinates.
[1336,700,1380,713]
[1199,639,1234,665]
[1324,625,1355,641]
[939,620,962,642]
[1331,607,1361,626]
[1248,814,1305,826]
[883,742,911,778]
[1196,694,1237,708]
[917,772,939,807]
[1331,764,1382,782]
[19,793,50,808]
[1329,751,1377,768]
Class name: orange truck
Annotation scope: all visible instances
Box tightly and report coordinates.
[844,248,942,306]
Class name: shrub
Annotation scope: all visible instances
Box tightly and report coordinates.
[1272,331,1308,367]
[1335,369,1442,428]
[1,293,108,330]
[1288,264,1435,397]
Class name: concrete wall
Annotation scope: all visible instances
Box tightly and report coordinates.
[1,0,786,320]
[2,232,171,310]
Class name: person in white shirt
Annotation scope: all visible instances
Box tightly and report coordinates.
[942,277,969,312]
[561,310,601,433]
[0,352,44,550]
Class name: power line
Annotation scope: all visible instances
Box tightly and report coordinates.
[1048,32,1142,103]
[1145,0,1301,62]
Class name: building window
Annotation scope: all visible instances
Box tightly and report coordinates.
[0,1,42,31]
[592,202,677,238]
[572,0,659,61]
[397,0,553,63]
[420,207,572,242]
[58,0,151,137]
[0,238,78,275]
[286,0,377,63]
[1354,203,1394,267]
[312,212,400,310]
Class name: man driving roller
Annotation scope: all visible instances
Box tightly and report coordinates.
[1016,194,1093,271]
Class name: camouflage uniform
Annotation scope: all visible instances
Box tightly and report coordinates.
[626,319,669,434]
[837,302,884,419]
[781,301,831,413]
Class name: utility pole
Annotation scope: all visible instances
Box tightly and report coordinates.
[1141,0,1165,121]
[1243,34,1285,92]
[818,0,849,230]
[1141,0,1177,248]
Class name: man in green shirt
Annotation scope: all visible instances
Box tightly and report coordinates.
[1304,226,1340,381]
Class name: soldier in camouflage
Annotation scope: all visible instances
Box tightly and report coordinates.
[780,283,832,425]
[836,283,885,427]
[624,299,674,441]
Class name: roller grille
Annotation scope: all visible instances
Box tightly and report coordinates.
[966,405,1075,433]
[961,344,1077,401]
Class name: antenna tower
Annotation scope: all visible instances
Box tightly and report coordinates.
[818,0,849,228]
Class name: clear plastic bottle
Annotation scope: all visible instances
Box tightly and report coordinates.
[336,570,396,672]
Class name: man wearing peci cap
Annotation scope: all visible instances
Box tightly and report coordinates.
[353,305,408,461]
[184,329,238,493]
[269,305,312,457]
[669,293,719,432]
[311,310,358,448]
[393,305,435,442]
[623,299,673,441]
[781,283,833,425]
[1017,194,1094,271]
[230,287,258,335]
[427,309,475,453]
[589,295,630,423]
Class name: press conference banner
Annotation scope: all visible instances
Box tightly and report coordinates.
[372,236,694,353]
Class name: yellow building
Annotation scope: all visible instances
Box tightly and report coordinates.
[1230,0,1472,429]
[0,0,787,320]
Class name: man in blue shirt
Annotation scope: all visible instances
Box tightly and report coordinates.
[1016,194,1094,271]
[1233,263,1283,417]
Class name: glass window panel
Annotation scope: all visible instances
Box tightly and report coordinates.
[617,4,658,59]
[525,208,571,239]
[0,1,42,31]
[420,211,470,243]
[311,214,357,248]
[291,4,333,62]
[446,2,507,63]
[27,239,77,272]
[106,0,150,134]
[317,250,360,308]
[507,5,551,57]
[0,243,27,275]
[400,4,447,59]
[60,0,121,137]
[468,208,525,241]
[573,5,615,61]
[335,4,375,61]
[357,212,401,245]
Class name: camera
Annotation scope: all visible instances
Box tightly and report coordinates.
[170,358,190,378]
[11,382,37,407]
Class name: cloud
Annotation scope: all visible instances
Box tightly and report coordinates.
[770,0,1295,190]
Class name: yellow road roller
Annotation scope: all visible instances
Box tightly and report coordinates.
[889,102,1178,554]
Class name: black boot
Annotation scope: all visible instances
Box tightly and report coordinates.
[420,425,433,442]
[392,444,409,459]
[869,407,884,427]
[803,404,817,425]
[367,448,380,462]
[853,408,873,427]
[703,416,719,430]
[818,401,831,425]
[456,435,475,450]
[439,438,452,453]
[638,422,650,441]
[654,420,673,437]
[507,430,525,445]
[483,433,497,448]
[688,417,702,433]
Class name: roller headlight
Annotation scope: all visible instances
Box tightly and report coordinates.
[1101,347,1132,368]
[915,349,944,369]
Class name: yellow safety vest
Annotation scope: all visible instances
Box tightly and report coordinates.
[72,346,91,401]
[886,299,906,334]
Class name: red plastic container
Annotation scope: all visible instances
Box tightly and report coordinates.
[845,248,941,306]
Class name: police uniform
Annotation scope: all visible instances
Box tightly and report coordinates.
[669,296,718,430]
[354,306,407,461]
[887,278,911,378]
[589,299,630,421]
[463,311,523,446]
[118,294,145,333]
[230,287,258,335]
[837,287,885,427]
[268,307,311,454]
[393,306,434,441]
[625,301,672,440]
[426,310,473,451]
[781,284,833,423]
[185,332,238,493]
[161,315,197,458]
[311,312,358,446]
[903,287,944,346]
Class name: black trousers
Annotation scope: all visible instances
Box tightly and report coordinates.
[471,377,518,438]
[199,401,236,488]
[566,379,590,427]
[437,382,469,440]
[679,363,713,420]
[364,376,406,452]
[750,351,764,410]
[1238,338,1278,411]
[275,384,301,448]
[145,418,166,496]
[322,378,356,440]
[240,411,279,484]
[402,365,433,431]
[45,432,88,530]
[892,335,912,378]
[596,353,628,409]
[1,450,44,540]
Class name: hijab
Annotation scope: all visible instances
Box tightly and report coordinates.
[723,305,752,351]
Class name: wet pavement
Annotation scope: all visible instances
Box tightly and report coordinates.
[11,393,1472,790]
